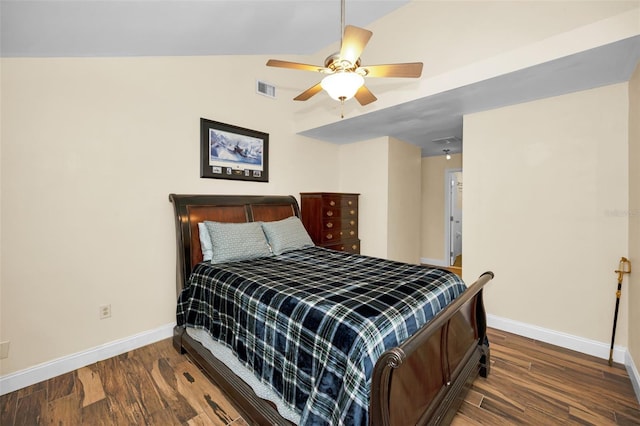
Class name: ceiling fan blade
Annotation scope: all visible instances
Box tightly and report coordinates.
[294,83,323,101]
[340,25,373,66]
[266,59,324,73]
[362,63,424,78]
[354,85,377,106]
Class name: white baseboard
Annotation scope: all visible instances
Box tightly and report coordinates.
[0,322,175,396]
[487,314,627,363]
[4,317,639,406]
[487,315,640,402]
[420,257,448,267]
[488,315,640,403]
[626,350,640,405]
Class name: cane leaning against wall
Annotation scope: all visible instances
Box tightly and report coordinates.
[610,257,631,366]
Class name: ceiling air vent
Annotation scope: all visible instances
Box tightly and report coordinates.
[256,80,276,98]
[431,136,461,145]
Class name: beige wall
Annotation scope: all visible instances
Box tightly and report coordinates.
[464,83,629,347]
[420,153,463,264]
[2,0,639,387]
[0,56,340,375]
[628,63,640,373]
[0,56,422,378]
[338,137,390,259]
[387,138,421,264]
[338,137,422,263]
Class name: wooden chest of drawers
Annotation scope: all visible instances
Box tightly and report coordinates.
[300,192,360,254]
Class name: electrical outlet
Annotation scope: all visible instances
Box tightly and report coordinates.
[99,304,111,319]
[0,341,10,359]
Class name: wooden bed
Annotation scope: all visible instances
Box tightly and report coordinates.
[169,193,494,425]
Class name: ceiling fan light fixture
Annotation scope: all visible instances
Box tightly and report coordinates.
[266,0,421,111]
[321,71,364,101]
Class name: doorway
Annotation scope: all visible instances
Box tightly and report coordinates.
[445,169,462,267]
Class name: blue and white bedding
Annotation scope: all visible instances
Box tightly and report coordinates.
[176,247,466,425]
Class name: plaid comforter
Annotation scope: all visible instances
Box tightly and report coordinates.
[177,247,466,425]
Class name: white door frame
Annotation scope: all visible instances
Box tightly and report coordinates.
[444,168,462,266]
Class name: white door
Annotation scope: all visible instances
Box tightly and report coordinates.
[448,171,463,266]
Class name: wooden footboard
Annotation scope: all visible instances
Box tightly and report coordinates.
[371,271,494,426]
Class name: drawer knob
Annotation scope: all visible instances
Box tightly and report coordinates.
[350,210,355,215]
[329,200,336,206]
[326,211,333,217]
[350,220,355,226]
[348,200,353,206]
[350,230,355,236]
[326,222,333,228]
[326,233,333,240]
[352,244,357,250]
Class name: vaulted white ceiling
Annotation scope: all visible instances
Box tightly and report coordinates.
[0,1,408,57]
[2,1,639,156]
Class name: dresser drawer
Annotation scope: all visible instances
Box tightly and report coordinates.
[322,218,357,231]
[318,228,359,243]
[321,206,358,219]
[323,240,360,254]
[322,195,358,209]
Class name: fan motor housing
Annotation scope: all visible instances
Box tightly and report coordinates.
[324,53,360,72]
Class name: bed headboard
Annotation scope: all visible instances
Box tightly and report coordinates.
[168,194,300,295]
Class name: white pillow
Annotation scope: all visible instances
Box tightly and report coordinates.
[204,221,272,264]
[261,216,314,255]
[198,222,214,261]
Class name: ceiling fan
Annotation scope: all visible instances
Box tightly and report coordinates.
[266,0,423,112]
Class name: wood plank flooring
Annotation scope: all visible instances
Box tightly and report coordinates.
[2,328,639,425]
[454,329,640,425]
[0,338,248,426]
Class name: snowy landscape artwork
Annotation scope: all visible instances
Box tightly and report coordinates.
[200,118,269,182]
[209,128,263,168]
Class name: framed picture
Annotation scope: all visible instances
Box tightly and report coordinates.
[200,118,269,182]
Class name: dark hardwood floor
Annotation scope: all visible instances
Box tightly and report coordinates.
[2,328,639,425]
[454,329,640,425]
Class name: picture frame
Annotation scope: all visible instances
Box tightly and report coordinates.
[200,118,269,182]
